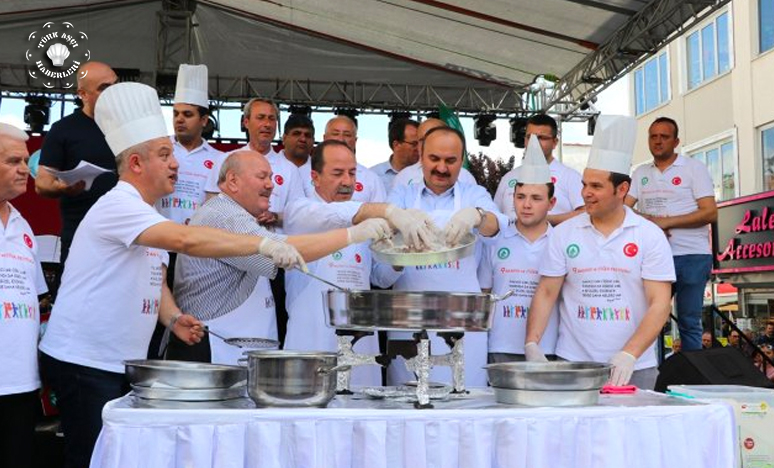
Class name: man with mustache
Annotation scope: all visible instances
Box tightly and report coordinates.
[168,149,392,365]
[386,126,507,387]
[280,114,315,169]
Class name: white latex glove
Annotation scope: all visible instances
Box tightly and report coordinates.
[384,205,438,250]
[608,351,636,386]
[347,218,392,244]
[443,207,483,246]
[524,341,548,362]
[258,237,307,271]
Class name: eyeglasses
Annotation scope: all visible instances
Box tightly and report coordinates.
[401,140,419,148]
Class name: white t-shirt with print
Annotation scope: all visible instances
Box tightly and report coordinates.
[540,207,675,370]
[0,205,47,395]
[39,182,170,373]
[629,154,715,255]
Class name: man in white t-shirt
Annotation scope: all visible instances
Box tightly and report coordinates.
[0,123,48,468]
[493,114,584,225]
[281,114,315,170]
[39,83,309,468]
[525,116,675,390]
[370,118,419,191]
[626,117,717,352]
[478,136,559,362]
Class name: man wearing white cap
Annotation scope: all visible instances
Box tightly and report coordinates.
[524,116,675,390]
[477,136,559,363]
[493,114,584,225]
[38,83,324,468]
[0,123,47,468]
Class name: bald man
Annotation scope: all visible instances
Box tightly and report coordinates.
[36,61,119,264]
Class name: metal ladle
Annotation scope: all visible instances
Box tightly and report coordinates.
[205,326,279,350]
[295,267,349,291]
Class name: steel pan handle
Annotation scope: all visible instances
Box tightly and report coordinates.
[316,364,352,375]
[491,290,515,302]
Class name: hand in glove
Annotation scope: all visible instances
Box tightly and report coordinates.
[347,218,392,244]
[258,237,307,271]
[524,342,549,362]
[443,207,483,246]
[384,205,438,250]
[608,351,636,386]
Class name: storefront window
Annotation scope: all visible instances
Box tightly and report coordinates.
[763,126,774,190]
[741,288,774,336]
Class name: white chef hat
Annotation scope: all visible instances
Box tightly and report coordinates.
[586,115,637,175]
[517,133,551,184]
[95,82,168,155]
[0,122,29,142]
[173,64,209,108]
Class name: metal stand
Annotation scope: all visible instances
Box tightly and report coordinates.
[334,330,383,394]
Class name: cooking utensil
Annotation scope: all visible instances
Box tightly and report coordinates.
[295,267,348,291]
[124,360,247,389]
[205,326,280,350]
[491,387,600,407]
[244,350,341,407]
[325,289,514,331]
[484,361,611,391]
[130,383,246,401]
[370,231,476,266]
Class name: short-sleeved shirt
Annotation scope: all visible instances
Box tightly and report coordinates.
[173,194,283,322]
[38,109,118,260]
[39,182,169,373]
[391,162,478,190]
[371,157,400,192]
[478,223,558,354]
[629,154,715,256]
[1,204,47,395]
[155,137,222,224]
[494,158,584,221]
[540,207,676,370]
[299,159,387,203]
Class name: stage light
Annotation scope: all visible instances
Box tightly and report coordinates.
[288,105,312,118]
[474,114,497,147]
[334,107,360,126]
[24,96,51,133]
[509,117,528,149]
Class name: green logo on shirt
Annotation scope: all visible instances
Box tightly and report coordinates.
[641,176,649,186]
[497,247,510,259]
[566,243,580,258]
[332,251,343,260]
[508,179,517,188]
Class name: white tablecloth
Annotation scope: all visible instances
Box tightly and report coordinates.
[91,389,736,468]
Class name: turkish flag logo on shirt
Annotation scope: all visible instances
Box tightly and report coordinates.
[623,242,639,257]
[355,182,364,192]
[23,234,33,249]
[671,176,682,186]
[355,253,362,263]
[203,160,214,169]
[274,175,284,186]
[551,176,557,184]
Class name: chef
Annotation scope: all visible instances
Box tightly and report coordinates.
[386,126,508,387]
[0,123,47,468]
[284,140,410,385]
[493,113,584,225]
[170,149,392,365]
[477,136,559,362]
[38,82,306,468]
[524,116,675,390]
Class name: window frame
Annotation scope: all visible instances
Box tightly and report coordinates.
[632,50,671,116]
[683,128,739,201]
[760,122,774,192]
[681,8,734,93]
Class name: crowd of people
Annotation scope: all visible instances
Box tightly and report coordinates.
[696,321,774,382]
[0,59,769,467]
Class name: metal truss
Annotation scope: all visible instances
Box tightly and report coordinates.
[544,0,733,116]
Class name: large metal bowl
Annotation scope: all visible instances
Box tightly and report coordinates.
[484,361,611,391]
[244,350,340,408]
[326,289,510,331]
[124,360,247,389]
[370,232,476,266]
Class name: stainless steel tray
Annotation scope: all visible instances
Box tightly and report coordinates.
[485,362,611,391]
[492,387,601,407]
[130,383,246,401]
[124,360,247,389]
[326,289,499,331]
[370,232,476,266]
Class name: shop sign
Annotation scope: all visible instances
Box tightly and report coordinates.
[713,190,774,274]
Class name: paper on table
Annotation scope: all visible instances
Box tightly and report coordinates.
[43,161,113,191]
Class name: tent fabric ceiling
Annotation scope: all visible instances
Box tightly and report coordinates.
[0,0,650,112]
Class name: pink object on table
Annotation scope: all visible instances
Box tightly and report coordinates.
[600,384,638,394]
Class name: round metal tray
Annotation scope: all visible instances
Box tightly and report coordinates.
[485,361,611,391]
[370,232,476,266]
[326,289,496,331]
[492,387,601,407]
[124,360,247,389]
[130,383,246,401]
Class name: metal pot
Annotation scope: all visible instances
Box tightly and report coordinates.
[484,361,611,391]
[124,359,247,389]
[244,350,345,407]
[325,289,514,331]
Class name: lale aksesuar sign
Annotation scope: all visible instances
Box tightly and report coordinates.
[713,190,774,274]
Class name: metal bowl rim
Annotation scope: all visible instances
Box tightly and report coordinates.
[124,359,245,373]
[243,350,339,358]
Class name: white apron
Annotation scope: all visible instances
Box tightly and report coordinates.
[205,277,277,366]
[387,183,488,387]
[284,243,381,386]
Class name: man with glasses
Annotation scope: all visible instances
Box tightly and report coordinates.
[371,118,419,190]
[494,113,584,225]
[35,61,119,264]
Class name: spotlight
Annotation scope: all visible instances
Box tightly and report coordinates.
[334,107,359,126]
[587,114,598,136]
[288,105,312,118]
[474,114,497,147]
[425,111,440,120]
[24,96,51,133]
[509,117,528,149]
[389,111,412,124]
[203,114,218,140]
